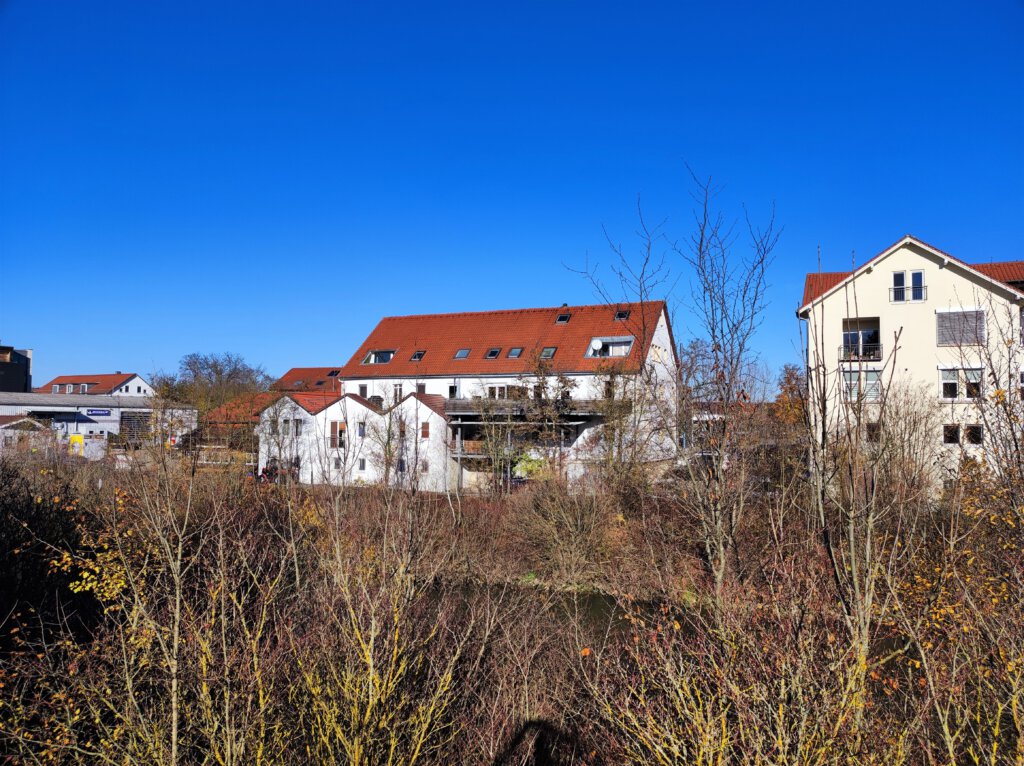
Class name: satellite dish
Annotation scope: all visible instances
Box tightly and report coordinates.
[590,338,604,351]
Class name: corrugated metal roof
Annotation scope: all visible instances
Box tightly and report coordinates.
[0,392,191,410]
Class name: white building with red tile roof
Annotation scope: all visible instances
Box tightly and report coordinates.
[34,372,154,397]
[255,300,680,491]
[798,235,1024,483]
[255,390,452,491]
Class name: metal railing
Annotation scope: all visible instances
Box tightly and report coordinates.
[839,343,883,361]
[889,286,927,302]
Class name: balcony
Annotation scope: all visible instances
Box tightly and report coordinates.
[889,286,927,302]
[839,343,883,362]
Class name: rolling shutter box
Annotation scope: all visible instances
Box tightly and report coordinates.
[936,310,985,347]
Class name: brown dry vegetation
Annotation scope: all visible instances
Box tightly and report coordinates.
[0,403,1021,766]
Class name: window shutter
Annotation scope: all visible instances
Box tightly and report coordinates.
[936,310,985,347]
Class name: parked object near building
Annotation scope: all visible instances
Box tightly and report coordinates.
[0,345,32,393]
[255,301,679,491]
[34,372,154,397]
[799,235,1024,485]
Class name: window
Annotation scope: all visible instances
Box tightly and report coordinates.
[137,386,142,393]
[941,368,983,400]
[416,383,426,394]
[421,422,430,438]
[965,424,984,445]
[333,457,342,469]
[508,347,523,359]
[1019,371,1024,400]
[362,350,395,364]
[614,309,631,321]
[52,385,59,393]
[411,350,426,361]
[604,380,616,399]
[841,320,881,360]
[892,272,906,302]
[66,384,73,393]
[864,371,882,400]
[890,271,925,302]
[488,386,508,399]
[420,459,429,474]
[80,384,88,393]
[941,370,959,399]
[397,458,406,474]
[449,385,458,398]
[937,310,985,347]
[843,371,860,400]
[282,418,291,436]
[943,424,961,445]
[330,421,345,449]
[485,347,501,359]
[358,384,368,398]
[358,458,366,471]
[540,347,556,360]
[911,271,925,301]
[270,419,279,436]
[293,420,303,436]
[398,421,406,438]
[556,313,571,324]
[454,348,470,359]
[327,370,340,377]
[357,421,366,438]
[866,422,881,443]
[586,337,634,358]
[393,384,403,400]
[965,368,983,398]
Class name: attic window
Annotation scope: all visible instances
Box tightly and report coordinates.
[485,348,501,359]
[327,370,340,377]
[586,336,634,358]
[410,350,426,361]
[292,381,304,387]
[508,347,523,359]
[315,381,325,386]
[556,313,571,324]
[540,347,557,360]
[614,310,631,321]
[454,348,470,360]
[362,350,395,365]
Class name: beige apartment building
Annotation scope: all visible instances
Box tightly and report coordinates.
[798,235,1024,482]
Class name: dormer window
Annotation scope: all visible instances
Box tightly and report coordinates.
[586,337,634,358]
[80,384,88,393]
[454,348,470,359]
[66,384,73,393]
[485,348,501,359]
[52,385,59,393]
[410,350,426,361]
[556,313,571,324]
[614,309,631,321]
[362,350,395,365]
[540,347,557,360]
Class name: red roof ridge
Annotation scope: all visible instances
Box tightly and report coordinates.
[376,299,664,322]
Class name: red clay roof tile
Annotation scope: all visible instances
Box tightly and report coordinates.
[337,301,669,379]
[34,373,138,395]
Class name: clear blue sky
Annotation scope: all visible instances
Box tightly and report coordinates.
[2,1,1022,386]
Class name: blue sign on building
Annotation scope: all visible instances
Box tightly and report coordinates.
[86,409,111,416]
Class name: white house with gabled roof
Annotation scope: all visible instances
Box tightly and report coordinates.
[798,235,1024,481]
[255,390,452,492]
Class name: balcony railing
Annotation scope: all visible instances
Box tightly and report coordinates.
[839,343,883,361]
[889,286,927,302]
